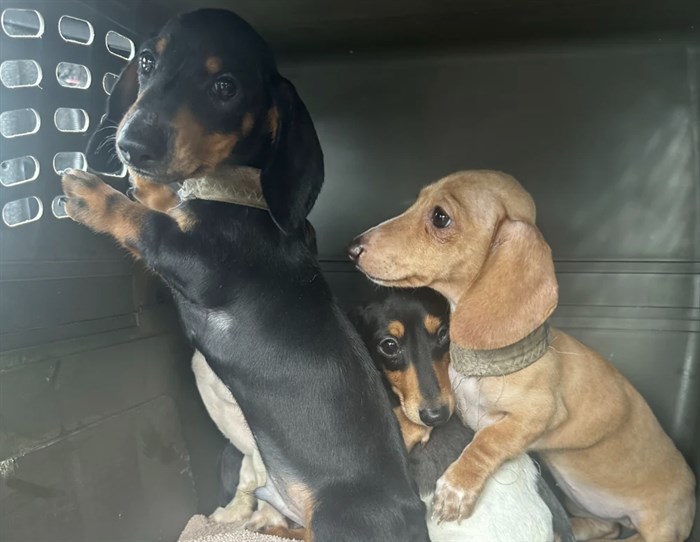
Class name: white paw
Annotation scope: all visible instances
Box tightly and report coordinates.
[210,503,255,524]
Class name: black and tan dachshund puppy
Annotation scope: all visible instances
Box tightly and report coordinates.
[61,9,429,542]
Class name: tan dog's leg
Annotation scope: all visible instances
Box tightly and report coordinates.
[433,414,547,522]
[210,453,257,524]
[569,517,621,540]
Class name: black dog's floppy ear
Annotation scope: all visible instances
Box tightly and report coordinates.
[86,58,138,174]
[262,76,324,234]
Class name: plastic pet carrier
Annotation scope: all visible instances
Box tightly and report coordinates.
[0,0,698,541]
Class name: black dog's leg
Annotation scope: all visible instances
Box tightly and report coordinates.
[62,169,196,264]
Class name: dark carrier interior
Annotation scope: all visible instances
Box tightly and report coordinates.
[0,0,698,540]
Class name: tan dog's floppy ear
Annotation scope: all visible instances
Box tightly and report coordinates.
[451,219,558,350]
[85,58,138,173]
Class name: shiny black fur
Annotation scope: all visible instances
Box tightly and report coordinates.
[86,9,429,541]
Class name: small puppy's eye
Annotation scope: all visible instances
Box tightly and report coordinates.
[432,206,451,229]
[138,52,155,75]
[212,75,238,100]
[437,325,449,346]
[378,337,401,358]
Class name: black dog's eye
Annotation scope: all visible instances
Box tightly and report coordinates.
[211,75,238,100]
[437,325,449,346]
[432,206,452,229]
[378,337,401,358]
[138,52,155,75]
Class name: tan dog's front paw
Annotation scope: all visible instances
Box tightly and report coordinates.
[61,169,124,231]
[432,466,480,523]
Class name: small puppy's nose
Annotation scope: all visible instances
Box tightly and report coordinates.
[117,136,166,170]
[419,405,450,427]
[347,238,364,262]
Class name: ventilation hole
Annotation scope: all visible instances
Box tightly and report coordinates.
[105,30,135,60]
[51,195,69,218]
[0,108,40,138]
[0,156,39,187]
[54,108,89,133]
[0,59,42,88]
[53,152,86,174]
[58,15,93,45]
[2,196,43,227]
[102,72,118,95]
[1,9,44,38]
[56,61,91,89]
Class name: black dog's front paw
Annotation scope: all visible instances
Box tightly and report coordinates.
[61,169,128,232]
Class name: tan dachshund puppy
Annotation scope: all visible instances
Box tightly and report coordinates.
[348,170,696,542]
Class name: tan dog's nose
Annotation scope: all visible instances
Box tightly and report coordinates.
[347,238,365,262]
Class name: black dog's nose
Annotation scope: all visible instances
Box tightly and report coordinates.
[347,239,364,261]
[419,405,450,427]
[117,136,165,170]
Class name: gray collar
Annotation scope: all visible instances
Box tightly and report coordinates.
[177,166,267,210]
[450,322,551,378]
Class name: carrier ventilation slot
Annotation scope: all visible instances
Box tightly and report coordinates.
[105,31,135,61]
[54,108,90,133]
[1,9,44,38]
[2,196,43,227]
[0,108,40,138]
[58,15,94,45]
[53,152,86,174]
[0,156,40,187]
[0,59,42,88]
[56,61,91,89]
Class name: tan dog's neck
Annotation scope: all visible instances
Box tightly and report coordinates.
[449,322,551,377]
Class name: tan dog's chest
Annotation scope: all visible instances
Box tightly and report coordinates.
[448,366,506,430]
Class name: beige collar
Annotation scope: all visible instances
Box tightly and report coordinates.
[450,322,551,378]
[177,166,268,210]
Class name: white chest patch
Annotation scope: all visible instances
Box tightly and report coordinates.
[191,351,306,527]
[191,350,256,455]
[449,364,503,431]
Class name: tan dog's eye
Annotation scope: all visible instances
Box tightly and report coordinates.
[431,206,451,229]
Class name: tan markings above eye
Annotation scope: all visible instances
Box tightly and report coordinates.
[387,320,405,339]
[424,314,441,334]
[155,37,168,54]
[205,56,222,74]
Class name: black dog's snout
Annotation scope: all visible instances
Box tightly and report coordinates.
[419,405,450,427]
[347,238,364,262]
[117,111,168,171]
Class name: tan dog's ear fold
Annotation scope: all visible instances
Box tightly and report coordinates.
[451,219,558,350]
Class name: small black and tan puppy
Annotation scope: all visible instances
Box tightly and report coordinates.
[61,9,428,542]
[351,289,575,542]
